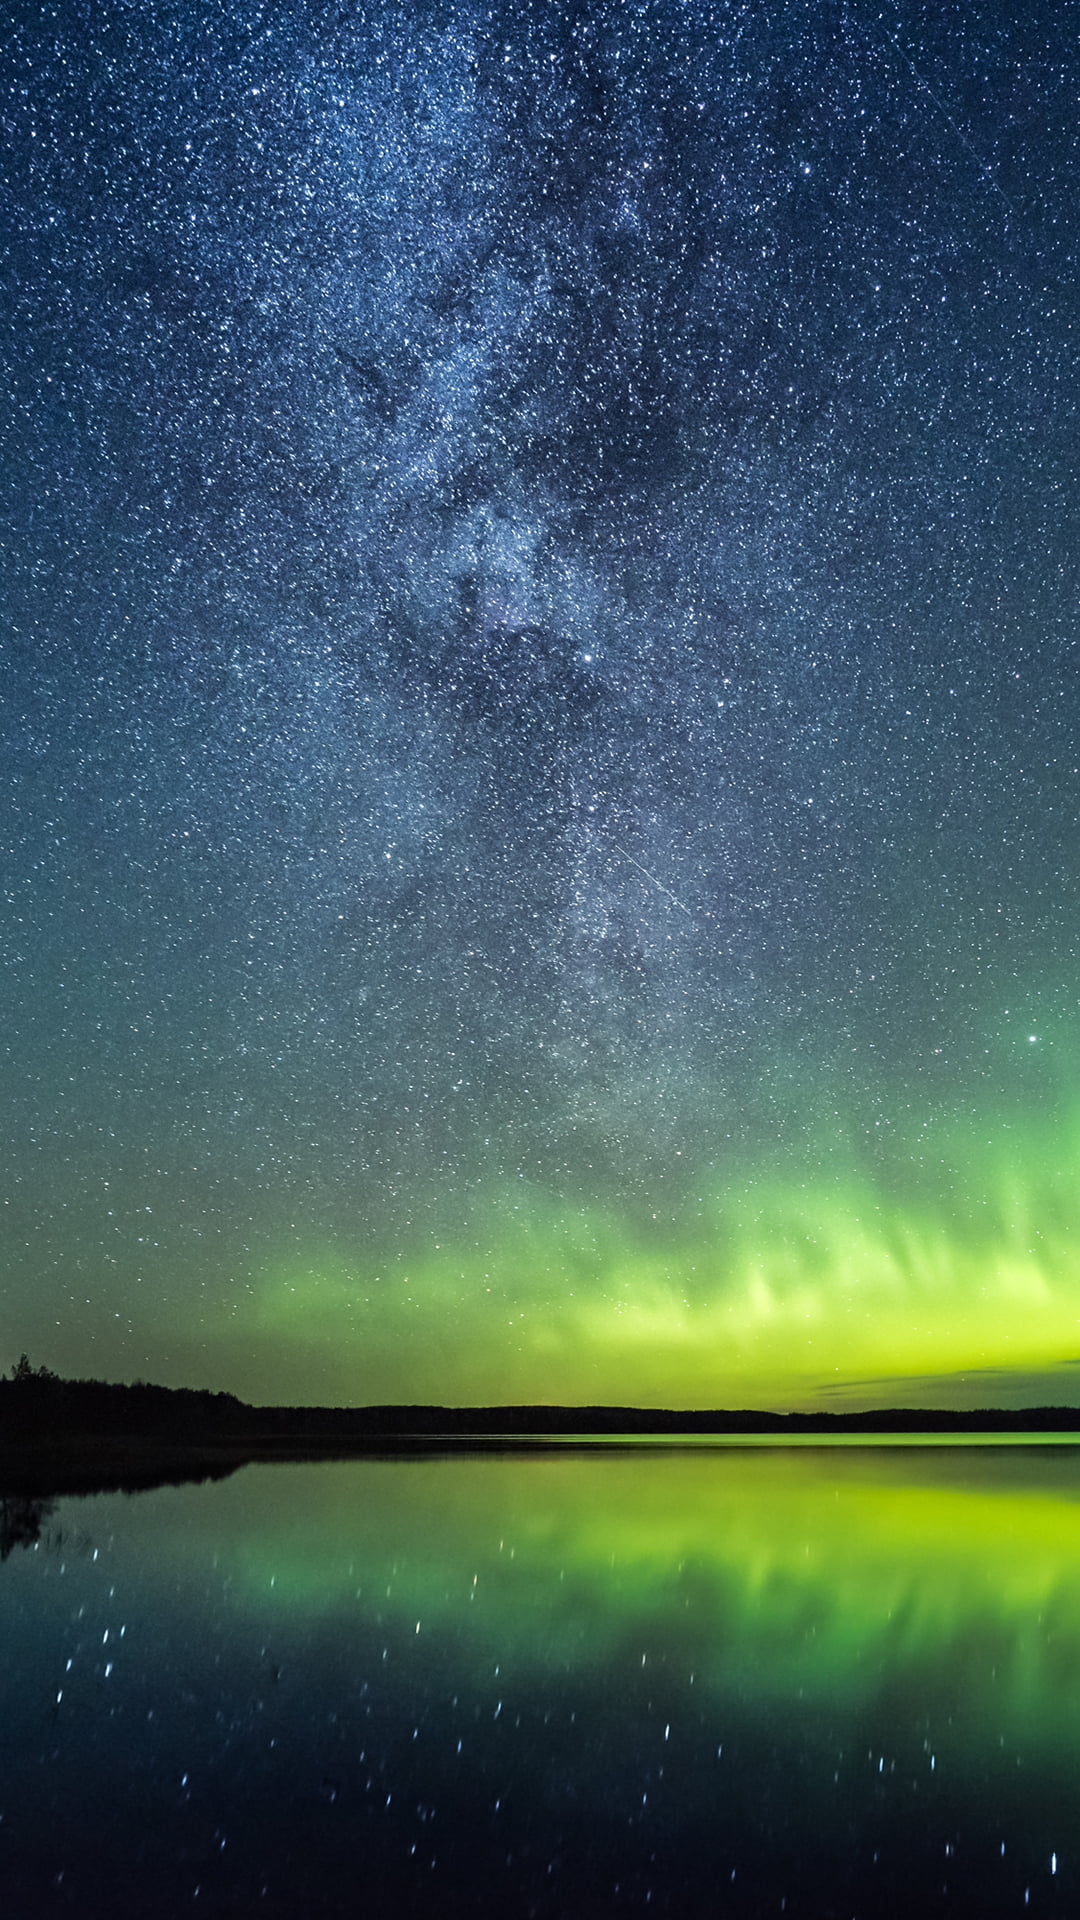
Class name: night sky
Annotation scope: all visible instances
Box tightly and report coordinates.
[3,0,1079,1409]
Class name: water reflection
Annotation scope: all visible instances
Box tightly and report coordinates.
[0,1492,55,1559]
[2,1447,1080,1915]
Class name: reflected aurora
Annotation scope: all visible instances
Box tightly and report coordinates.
[196,1450,1080,1767]
[10,1453,1080,1912]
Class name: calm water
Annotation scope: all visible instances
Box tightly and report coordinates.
[4,1446,1080,1916]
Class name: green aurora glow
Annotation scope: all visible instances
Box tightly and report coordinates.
[5,0,1080,1413]
[204,1077,1080,1409]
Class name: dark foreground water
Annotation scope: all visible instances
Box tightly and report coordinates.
[3,1445,1080,1917]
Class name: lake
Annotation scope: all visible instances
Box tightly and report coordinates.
[3,1443,1080,1915]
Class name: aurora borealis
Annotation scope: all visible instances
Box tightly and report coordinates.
[3,0,1079,1408]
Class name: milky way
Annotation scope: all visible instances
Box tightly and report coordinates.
[2,0,1079,1404]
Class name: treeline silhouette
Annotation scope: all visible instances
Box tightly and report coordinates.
[0,1356,249,1439]
[3,1356,1080,1440]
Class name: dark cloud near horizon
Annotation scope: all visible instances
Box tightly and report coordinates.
[817,1358,1080,1412]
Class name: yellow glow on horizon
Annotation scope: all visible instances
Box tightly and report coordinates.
[208,1110,1080,1408]
[152,1092,1080,1408]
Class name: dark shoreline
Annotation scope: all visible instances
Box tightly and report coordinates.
[4,1417,1080,1499]
[4,1371,1080,1498]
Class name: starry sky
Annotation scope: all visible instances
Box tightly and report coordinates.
[2,0,1079,1409]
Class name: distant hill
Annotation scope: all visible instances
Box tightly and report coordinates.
[2,1357,1080,1442]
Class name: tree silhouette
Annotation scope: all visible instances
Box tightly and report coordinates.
[8,1356,59,1383]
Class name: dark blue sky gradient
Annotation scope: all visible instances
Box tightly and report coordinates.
[2,0,1079,1402]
